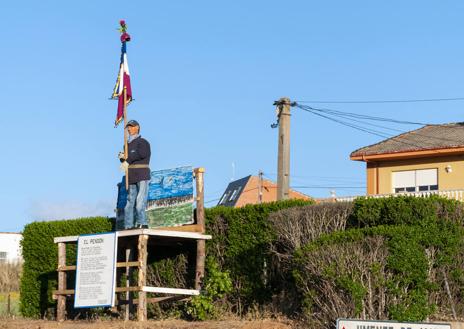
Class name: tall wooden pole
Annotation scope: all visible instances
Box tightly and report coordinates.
[123,87,129,190]
[276,97,291,200]
[194,168,206,290]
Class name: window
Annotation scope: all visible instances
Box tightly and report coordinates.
[392,169,438,193]
[219,192,229,205]
[0,252,7,263]
[229,189,238,201]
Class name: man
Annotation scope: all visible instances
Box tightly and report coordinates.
[119,120,151,229]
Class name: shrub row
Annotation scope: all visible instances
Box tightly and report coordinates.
[20,195,464,326]
[293,222,464,328]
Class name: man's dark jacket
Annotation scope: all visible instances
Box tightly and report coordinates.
[127,136,151,184]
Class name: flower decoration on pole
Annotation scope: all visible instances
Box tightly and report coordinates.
[119,20,131,42]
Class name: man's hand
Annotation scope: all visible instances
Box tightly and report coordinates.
[120,161,129,172]
[118,151,126,160]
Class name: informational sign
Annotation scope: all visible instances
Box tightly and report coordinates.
[146,166,194,228]
[337,319,451,329]
[74,232,118,308]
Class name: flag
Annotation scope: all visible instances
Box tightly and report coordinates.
[111,23,132,127]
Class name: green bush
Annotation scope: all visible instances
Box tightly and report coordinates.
[20,217,113,318]
[350,195,463,228]
[205,199,314,312]
[293,196,464,327]
[186,257,232,320]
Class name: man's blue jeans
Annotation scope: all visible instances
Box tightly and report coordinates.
[124,180,149,229]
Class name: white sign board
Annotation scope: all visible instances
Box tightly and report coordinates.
[74,232,118,308]
[337,319,451,329]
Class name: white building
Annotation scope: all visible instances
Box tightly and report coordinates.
[0,233,22,263]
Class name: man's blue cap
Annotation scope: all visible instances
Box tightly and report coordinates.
[125,120,139,127]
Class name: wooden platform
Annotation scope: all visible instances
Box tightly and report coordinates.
[53,227,212,243]
[53,168,208,322]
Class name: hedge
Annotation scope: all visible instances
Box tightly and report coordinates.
[21,195,464,324]
[290,196,464,328]
[20,217,113,317]
[205,199,314,313]
[349,194,464,228]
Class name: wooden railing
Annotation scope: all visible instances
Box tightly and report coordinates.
[334,189,464,203]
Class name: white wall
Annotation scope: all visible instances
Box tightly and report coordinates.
[0,233,22,262]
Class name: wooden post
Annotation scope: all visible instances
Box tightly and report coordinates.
[123,87,129,190]
[7,293,10,316]
[125,247,132,321]
[57,242,67,321]
[137,235,148,321]
[194,168,206,290]
[258,170,264,204]
[276,97,291,200]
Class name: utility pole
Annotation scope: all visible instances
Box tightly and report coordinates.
[258,170,264,203]
[274,97,291,200]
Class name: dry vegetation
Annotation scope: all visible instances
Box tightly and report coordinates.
[0,262,22,293]
[268,202,352,271]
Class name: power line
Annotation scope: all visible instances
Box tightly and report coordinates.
[262,174,365,189]
[263,173,364,186]
[297,104,428,126]
[295,104,464,150]
[299,106,394,139]
[296,97,464,104]
[205,197,221,205]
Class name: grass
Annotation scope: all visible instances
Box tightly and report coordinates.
[0,291,20,316]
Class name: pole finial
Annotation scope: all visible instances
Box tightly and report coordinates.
[118,19,131,42]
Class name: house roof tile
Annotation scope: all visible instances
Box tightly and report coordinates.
[350,123,464,158]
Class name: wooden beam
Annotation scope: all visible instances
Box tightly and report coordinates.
[156,224,202,233]
[57,243,66,321]
[194,167,206,290]
[57,261,140,272]
[57,265,76,271]
[125,248,132,321]
[53,286,142,297]
[142,286,200,296]
[137,234,148,321]
[116,286,141,293]
[116,295,190,305]
[118,261,139,268]
[195,240,205,290]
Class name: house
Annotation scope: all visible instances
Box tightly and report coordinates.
[217,175,311,207]
[350,123,464,196]
[0,232,22,263]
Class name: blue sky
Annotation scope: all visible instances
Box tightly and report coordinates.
[2,1,464,232]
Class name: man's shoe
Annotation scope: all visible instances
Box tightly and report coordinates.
[136,224,149,229]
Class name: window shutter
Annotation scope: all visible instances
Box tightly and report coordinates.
[416,169,437,186]
[392,170,415,188]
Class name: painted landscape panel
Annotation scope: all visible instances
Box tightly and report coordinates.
[147,166,193,201]
[146,166,194,228]
[116,166,194,228]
